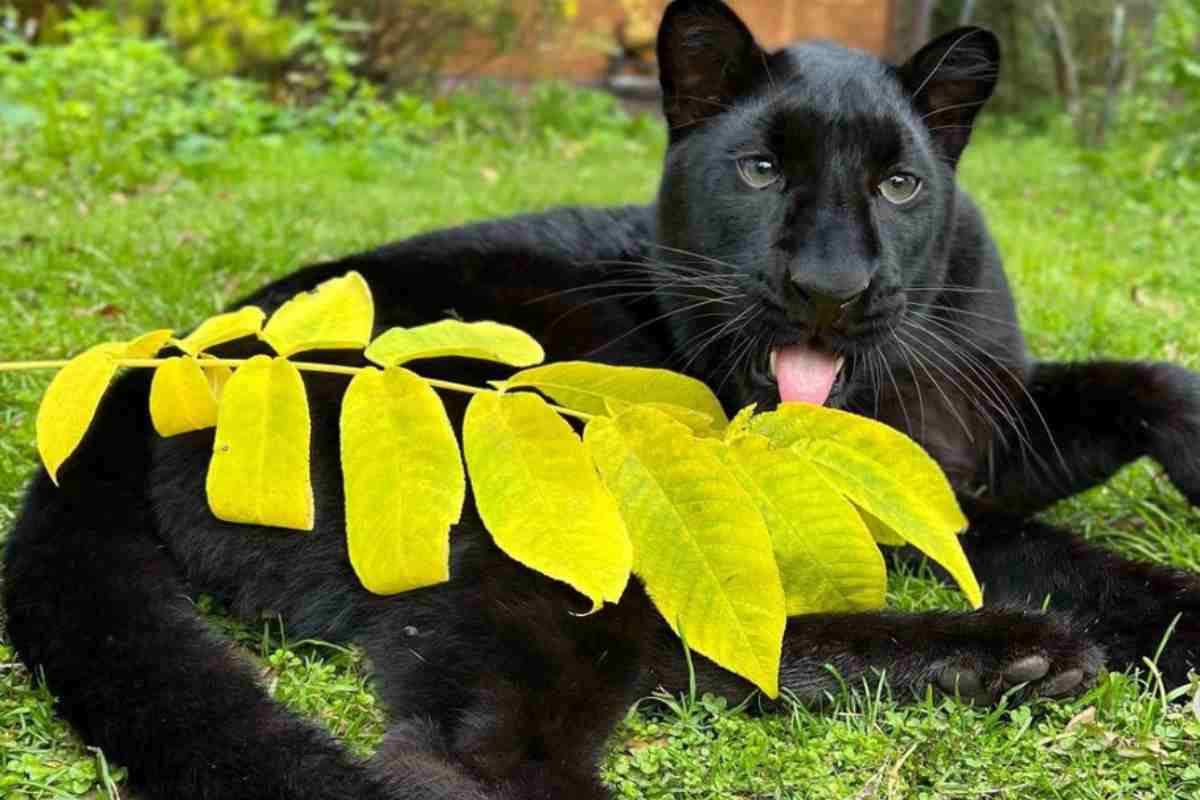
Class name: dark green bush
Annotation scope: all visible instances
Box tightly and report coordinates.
[8,0,573,86]
[0,9,279,187]
[0,8,658,191]
[1125,0,1200,176]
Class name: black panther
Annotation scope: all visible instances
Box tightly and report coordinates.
[4,1,1199,798]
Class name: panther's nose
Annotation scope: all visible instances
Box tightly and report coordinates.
[786,278,868,331]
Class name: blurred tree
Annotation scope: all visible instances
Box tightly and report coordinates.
[893,0,1161,128]
[324,0,572,88]
[606,0,657,80]
[5,0,574,87]
[1125,0,1200,173]
[909,0,937,54]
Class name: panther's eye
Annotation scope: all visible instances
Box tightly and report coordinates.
[736,156,781,189]
[878,173,922,205]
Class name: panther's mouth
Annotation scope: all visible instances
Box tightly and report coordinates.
[767,343,847,406]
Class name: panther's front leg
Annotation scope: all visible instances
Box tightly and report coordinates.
[980,360,1200,514]
[649,607,1103,708]
[953,359,1200,686]
[961,506,1200,688]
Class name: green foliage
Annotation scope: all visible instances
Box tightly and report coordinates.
[899,0,1198,176]
[897,1,1161,118]
[0,645,130,797]
[604,666,1200,799]
[1126,0,1200,176]
[324,0,573,87]
[284,0,370,98]
[0,6,652,190]
[1061,0,1200,184]
[134,0,297,77]
[12,0,574,87]
[0,9,274,187]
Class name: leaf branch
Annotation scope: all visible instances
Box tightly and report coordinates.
[0,357,596,422]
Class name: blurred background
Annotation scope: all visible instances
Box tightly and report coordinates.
[0,0,1197,186]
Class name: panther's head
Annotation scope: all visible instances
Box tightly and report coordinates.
[650,0,1000,413]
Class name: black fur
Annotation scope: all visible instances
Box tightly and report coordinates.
[5,2,1200,798]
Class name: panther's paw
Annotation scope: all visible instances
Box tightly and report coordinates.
[931,622,1104,706]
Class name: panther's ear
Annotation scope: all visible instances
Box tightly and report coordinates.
[657,0,766,143]
[898,27,1000,168]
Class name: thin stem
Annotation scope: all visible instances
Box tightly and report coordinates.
[0,358,596,423]
[0,360,74,371]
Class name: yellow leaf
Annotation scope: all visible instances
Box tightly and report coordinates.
[341,367,464,595]
[801,438,980,606]
[709,434,886,615]
[860,507,907,546]
[205,364,234,400]
[584,406,784,696]
[504,361,728,427]
[751,403,980,607]
[601,399,717,435]
[464,392,631,610]
[206,355,313,530]
[724,404,758,440]
[35,345,121,484]
[177,307,266,355]
[365,320,544,368]
[639,403,719,435]
[261,271,374,357]
[149,356,219,437]
[124,328,173,358]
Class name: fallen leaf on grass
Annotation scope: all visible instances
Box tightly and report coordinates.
[1130,286,1183,317]
[0,233,45,251]
[71,303,125,319]
[626,737,669,753]
[148,172,180,195]
[1065,706,1097,731]
[560,141,587,160]
[1163,343,1184,362]
[1117,739,1166,759]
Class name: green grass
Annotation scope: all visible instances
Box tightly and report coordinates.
[2,122,1199,799]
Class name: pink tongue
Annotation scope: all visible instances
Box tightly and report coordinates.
[774,344,838,405]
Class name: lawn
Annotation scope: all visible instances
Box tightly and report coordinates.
[2,114,1199,799]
